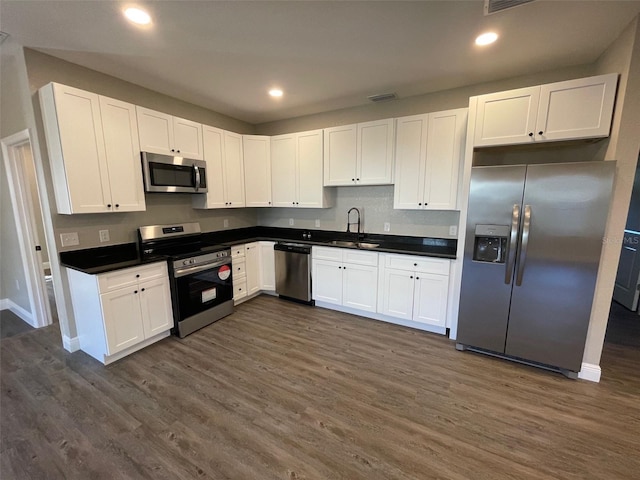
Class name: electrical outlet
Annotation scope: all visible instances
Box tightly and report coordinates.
[99,229,110,242]
[289,218,295,226]
[315,219,320,228]
[223,219,229,228]
[384,222,390,232]
[449,225,458,236]
[60,232,79,247]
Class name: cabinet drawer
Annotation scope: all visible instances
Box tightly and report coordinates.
[98,262,167,293]
[342,249,378,266]
[383,254,449,275]
[231,245,246,258]
[233,259,247,278]
[234,281,247,300]
[312,246,343,262]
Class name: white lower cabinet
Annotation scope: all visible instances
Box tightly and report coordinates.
[233,241,272,303]
[378,254,450,329]
[259,241,276,291]
[245,242,261,296]
[312,247,378,313]
[67,262,173,364]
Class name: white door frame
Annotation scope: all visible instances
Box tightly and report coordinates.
[1,128,52,328]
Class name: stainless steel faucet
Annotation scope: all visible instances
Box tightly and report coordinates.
[347,207,362,242]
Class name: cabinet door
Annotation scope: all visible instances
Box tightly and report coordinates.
[99,96,146,212]
[47,84,112,213]
[423,109,467,210]
[413,273,448,327]
[136,106,174,155]
[358,119,395,185]
[342,264,378,313]
[271,134,297,207]
[223,131,246,207]
[259,241,276,291]
[243,135,272,207]
[101,288,145,355]
[297,129,325,208]
[393,114,428,210]
[173,116,204,160]
[380,268,415,320]
[324,124,357,186]
[474,86,540,147]
[312,259,343,305]
[139,277,173,338]
[245,242,261,296]
[536,73,617,142]
[193,125,225,209]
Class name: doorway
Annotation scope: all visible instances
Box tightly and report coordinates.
[1,129,56,333]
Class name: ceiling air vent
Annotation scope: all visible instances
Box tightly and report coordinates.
[368,92,397,103]
[484,0,536,15]
[0,31,9,44]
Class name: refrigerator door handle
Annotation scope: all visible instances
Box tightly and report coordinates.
[505,204,520,284]
[515,205,532,286]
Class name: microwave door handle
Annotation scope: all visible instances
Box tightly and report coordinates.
[515,205,531,287]
[193,165,201,192]
[505,204,520,285]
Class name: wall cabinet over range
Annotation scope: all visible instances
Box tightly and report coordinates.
[39,83,147,214]
[136,106,204,160]
[66,262,173,365]
[271,130,334,208]
[323,119,395,186]
[394,108,468,211]
[473,73,618,147]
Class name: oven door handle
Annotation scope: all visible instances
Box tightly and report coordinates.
[174,260,231,278]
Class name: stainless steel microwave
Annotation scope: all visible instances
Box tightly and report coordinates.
[141,152,207,193]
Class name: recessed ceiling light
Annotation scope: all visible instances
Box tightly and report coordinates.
[269,89,284,98]
[124,7,152,25]
[475,32,498,46]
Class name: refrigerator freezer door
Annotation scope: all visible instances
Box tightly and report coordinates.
[457,165,526,352]
[505,162,615,372]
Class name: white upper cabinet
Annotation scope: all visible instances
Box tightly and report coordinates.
[271,130,332,208]
[192,126,245,209]
[243,135,272,207]
[473,73,618,147]
[393,108,467,211]
[323,119,394,186]
[39,83,145,214]
[136,106,204,159]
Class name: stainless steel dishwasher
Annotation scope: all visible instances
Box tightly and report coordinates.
[274,242,313,304]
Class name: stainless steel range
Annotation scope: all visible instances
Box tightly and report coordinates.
[138,223,233,338]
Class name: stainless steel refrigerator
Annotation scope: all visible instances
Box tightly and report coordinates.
[456,161,615,377]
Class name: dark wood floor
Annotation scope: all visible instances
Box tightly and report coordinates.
[2,295,639,479]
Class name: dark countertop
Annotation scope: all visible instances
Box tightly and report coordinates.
[60,226,457,275]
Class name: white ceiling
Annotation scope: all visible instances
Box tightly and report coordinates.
[2,1,640,124]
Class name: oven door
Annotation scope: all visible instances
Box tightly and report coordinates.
[142,152,207,193]
[173,259,233,322]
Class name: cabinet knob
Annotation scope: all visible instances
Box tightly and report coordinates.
[356,178,360,181]
[410,276,413,279]
[115,204,119,208]
[338,266,342,269]
[414,263,417,266]
[177,150,181,153]
[418,203,422,206]
[107,204,112,208]
[538,131,544,135]
[352,178,355,182]
[528,132,534,137]
[141,288,145,292]
[134,290,138,294]
[171,149,175,152]
[268,201,271,205]
[136,274,140,278]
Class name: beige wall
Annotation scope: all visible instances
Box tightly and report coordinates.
[0,38,33,313]
[584,17,640,367]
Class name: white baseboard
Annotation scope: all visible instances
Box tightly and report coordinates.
[0,298,36,327]
[578,362,601,383]
[62,335,81,353]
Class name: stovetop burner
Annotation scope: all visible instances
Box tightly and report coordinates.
[138,222,229,262]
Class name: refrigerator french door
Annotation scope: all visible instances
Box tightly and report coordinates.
[457,161,615,375]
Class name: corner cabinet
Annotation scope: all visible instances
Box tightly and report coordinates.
[473,73,618,147]
[323,119,395,186]
[394,108,467,210]
[271,130,333,208]
[192,126,245,209]
[39,83,146,214]
[66,262,173,365]
[243,135,272,207]
[136,106,204,160]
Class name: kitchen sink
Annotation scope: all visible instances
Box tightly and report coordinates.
[328,240,357,247]
[358,242,380,249]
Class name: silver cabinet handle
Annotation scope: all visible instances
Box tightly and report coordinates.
[505,204,520,285]
[515,205,531,286]
[194,165,201,192]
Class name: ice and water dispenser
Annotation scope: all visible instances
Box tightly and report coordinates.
[473,224,509,263]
